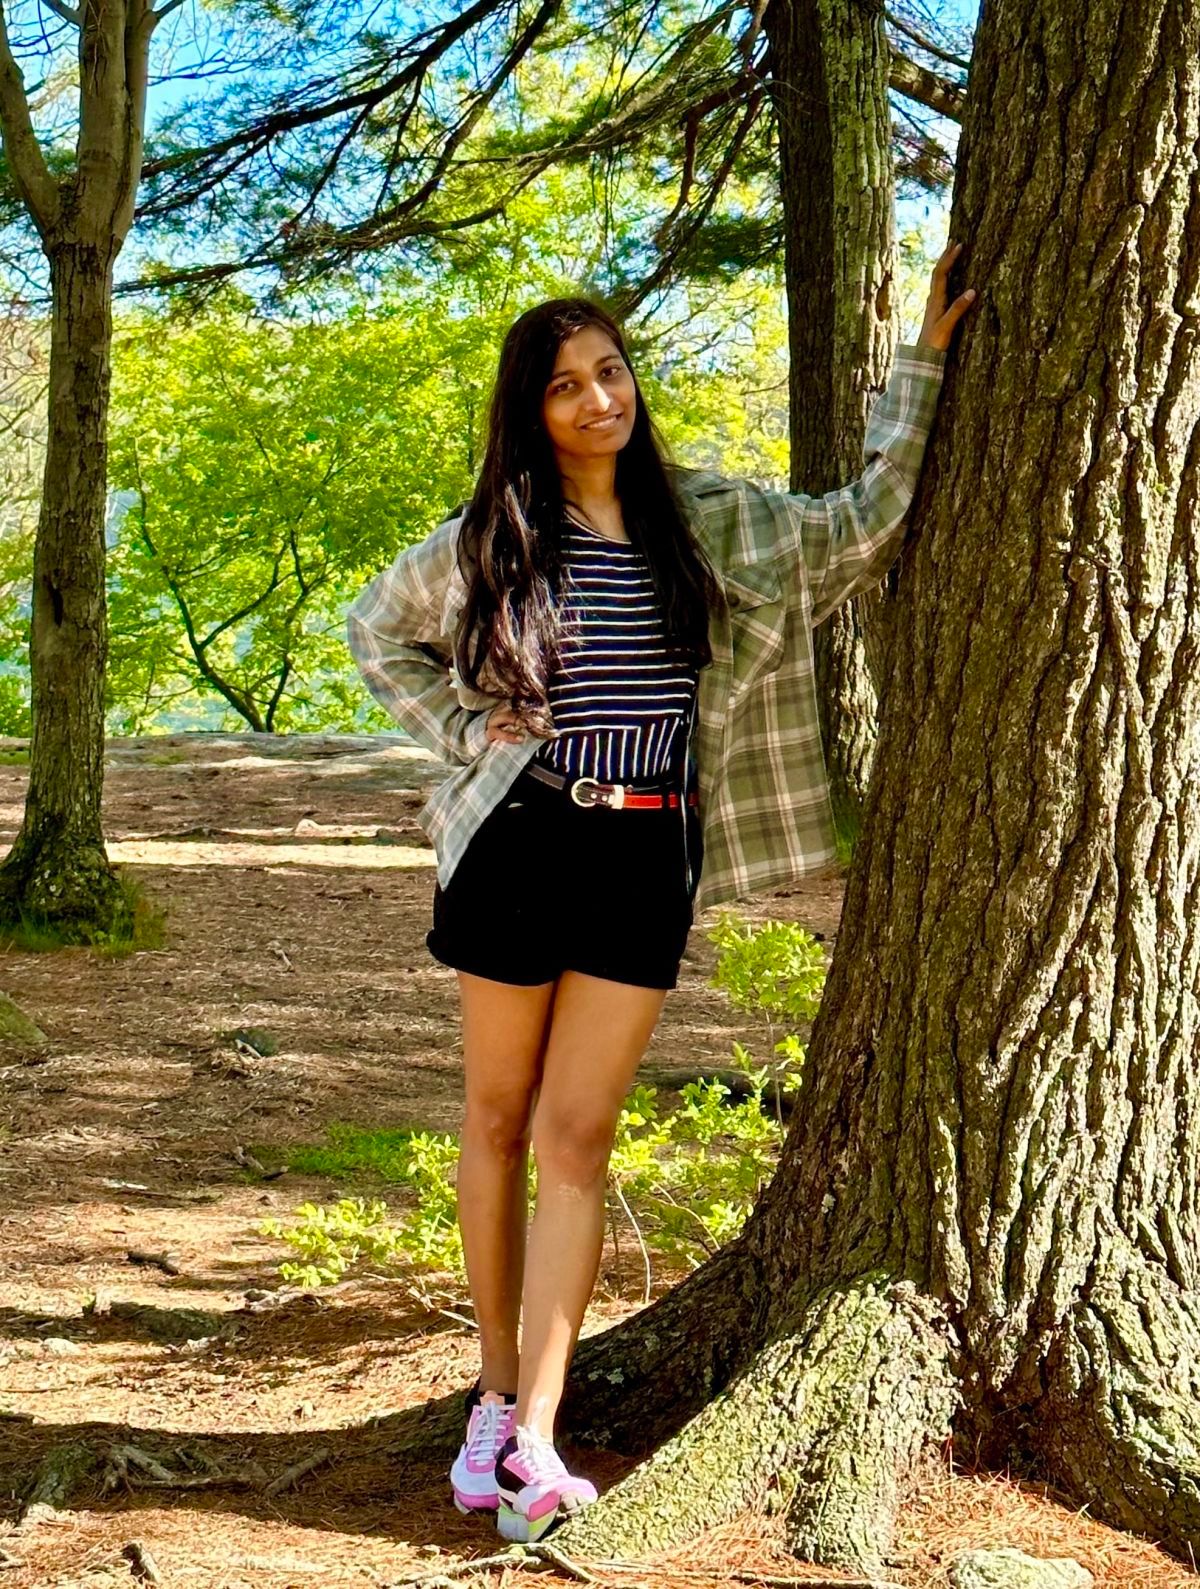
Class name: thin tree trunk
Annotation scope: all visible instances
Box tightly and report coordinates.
[0,0,160,939]
[560,0,1200,1573]
[0,246,127,929]
[766,0,897,849]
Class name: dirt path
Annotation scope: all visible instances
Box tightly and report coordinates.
[0,735,1191,1588]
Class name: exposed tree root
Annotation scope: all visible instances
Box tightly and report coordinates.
[563,1238,766,1453]
[1040,1256,1200,1562]
[782,1280,956,1570]
[16,1442,100,1529]
[558,1275,956,1578]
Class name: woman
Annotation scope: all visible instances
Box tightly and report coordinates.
[346,244,975,1542]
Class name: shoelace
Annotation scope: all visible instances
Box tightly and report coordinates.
[467,1399,510,1461]
[515,1426,567,1485]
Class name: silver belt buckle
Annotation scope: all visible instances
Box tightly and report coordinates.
[570,777,625,809]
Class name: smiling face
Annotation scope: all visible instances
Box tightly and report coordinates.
[540,324,638,462]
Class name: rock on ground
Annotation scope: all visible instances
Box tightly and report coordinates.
[0,991,46,1044]
[948,1548,1094,1588]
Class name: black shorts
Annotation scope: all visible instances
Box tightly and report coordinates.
[426,767,703,990]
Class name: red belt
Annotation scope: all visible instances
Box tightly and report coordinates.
[524,763,698,810]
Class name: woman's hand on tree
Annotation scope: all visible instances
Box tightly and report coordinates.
[485,704,525,744]
[916,241,976,353]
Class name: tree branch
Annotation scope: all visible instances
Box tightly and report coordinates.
[263,654,291,730]
[125,0,743,284]
[0,0,59,234]
[78,0,133,218]
[130,456,267,730]
[371,0,562,234]
[136,0,518,213]
[118,0,162,238]
[40,0,81,27]
[887,48,964,122]
[616,84,767,317]
[892,96,954,191]
[884,9,970,73]
[196,544,287,650]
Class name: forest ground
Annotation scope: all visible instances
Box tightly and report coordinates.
[0,733,1193,1589]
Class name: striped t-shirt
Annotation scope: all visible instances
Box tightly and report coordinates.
[534,515,699,783]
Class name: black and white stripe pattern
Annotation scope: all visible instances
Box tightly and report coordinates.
[534,517,698,782]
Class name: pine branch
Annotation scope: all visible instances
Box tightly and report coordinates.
[884,8,970,72]
[887,46,965,121]
[136,0,515,216]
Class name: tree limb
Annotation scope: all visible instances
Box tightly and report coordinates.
[78,0,134,219]
[887,48,964,122]
[0,0,60,234]
[136,0,521,210]
[885,8,970,72]
[263,654,291,731]
[360,0,562,238]
[130,444,271,730]
[121,2,747,293]
[39,0,81,27]
[616,84,767,317]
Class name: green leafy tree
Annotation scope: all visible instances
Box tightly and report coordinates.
[106,291,500,730]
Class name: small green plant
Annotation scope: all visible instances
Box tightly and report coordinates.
[706,913,826,1123]
[260,1125,464,1290]
[607,1075,781,1284]
[260,915,828,1299]
[261,1197,412,1287]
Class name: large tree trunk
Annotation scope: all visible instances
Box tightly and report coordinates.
[0,246,128,934]
[561,0,1200,1572]
[766,0,897,848]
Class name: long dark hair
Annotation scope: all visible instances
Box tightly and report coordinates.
[454,297,718,737]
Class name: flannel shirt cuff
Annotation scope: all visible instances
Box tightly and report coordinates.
[896,339,948,375]
[464,707,493,760]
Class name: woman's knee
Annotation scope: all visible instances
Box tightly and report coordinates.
[530,1105,616,1186]
[462,1088,536,1164]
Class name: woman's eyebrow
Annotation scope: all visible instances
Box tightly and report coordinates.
[548,353,620,380]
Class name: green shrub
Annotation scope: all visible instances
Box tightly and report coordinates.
[260,1126,462,1288]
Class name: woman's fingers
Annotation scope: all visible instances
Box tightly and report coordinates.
[486,704,525,743]
[933,240,965,287]
[930,241,965,311]
[917,240,976,350]
[931,289,977,339]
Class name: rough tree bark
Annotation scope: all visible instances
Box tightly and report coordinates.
[0,0,176,937]
[766,0,898,849]
[559,0,1200,1573]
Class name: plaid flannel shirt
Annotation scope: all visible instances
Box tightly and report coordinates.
[346,340,947,912]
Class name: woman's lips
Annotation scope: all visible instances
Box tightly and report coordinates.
[580,413,623,430]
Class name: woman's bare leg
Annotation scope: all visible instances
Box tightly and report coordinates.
[517,970,668,1437]
[456,971,556,1395]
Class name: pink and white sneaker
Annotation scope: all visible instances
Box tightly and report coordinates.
[494,1424,598,1542]
[450,1387,516,1515]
